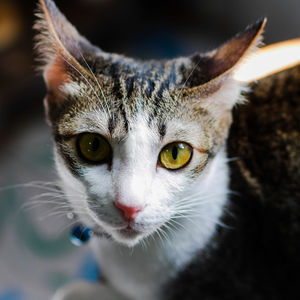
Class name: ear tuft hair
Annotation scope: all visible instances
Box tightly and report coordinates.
[34,0,99,94]
[34,0,81,71]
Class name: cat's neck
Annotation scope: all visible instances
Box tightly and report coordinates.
[91,148,229,300]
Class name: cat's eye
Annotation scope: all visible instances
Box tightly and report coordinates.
[159,142,192,170]
[77,133,111,164]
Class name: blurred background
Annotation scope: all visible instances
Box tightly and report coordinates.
[0,0,299,299]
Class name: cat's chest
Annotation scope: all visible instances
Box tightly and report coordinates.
[91,239,176,300]
[90,213,225,300]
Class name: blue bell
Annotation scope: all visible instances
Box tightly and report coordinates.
[70,223,92,246]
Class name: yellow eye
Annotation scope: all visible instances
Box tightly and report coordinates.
[77,133,111,163]
[159,142,192,170]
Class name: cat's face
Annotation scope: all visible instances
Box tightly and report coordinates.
[36,0,265,246]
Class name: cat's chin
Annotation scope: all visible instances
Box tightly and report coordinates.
[90,216,162,246]
[91,225,144,246]
[111,228,147,247]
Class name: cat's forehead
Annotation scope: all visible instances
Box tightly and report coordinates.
[57,54,205,132]
[58,88,207,138]
[80,53,192,101]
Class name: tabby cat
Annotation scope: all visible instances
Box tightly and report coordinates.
[34,0,300,299]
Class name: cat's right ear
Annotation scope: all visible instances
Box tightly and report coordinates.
[181,18,266,112]
[34,0,95,101]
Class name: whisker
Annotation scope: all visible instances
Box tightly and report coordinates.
[158,226,173,248]
[56,218,81,235]
[30,191,85,202]
[170,212,231,229]
[174,199,215,210]
[174,193,230,210]
[0,181,61,193]
[226,157,240,163]
[36,207,89,221]
[79,52,111,117]
[154,227,165,247]
[60,55,108,117]
[176,57,203,101]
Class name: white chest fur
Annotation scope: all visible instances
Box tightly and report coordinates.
[91,149,229,300]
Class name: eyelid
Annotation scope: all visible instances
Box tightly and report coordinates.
[160,140,193,150]
[194,146,210,154]
[55,131,113,143]
[54,133,76,143]
[159,140,208,154]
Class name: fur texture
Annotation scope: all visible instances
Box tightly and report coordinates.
[165,64,300,300]
[32,1,284,300]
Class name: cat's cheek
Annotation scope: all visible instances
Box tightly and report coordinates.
[155,168,189,204]
[54,152,112,227]
[54,152,94,223]
[83,166,112,197]
[55,151,83,191]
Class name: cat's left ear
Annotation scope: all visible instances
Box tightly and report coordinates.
[34,0,97,97]
[182,18,266,110]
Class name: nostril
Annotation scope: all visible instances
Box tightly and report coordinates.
[114,201,142,222]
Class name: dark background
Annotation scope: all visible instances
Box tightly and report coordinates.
[0,1,299,299]
[1,0,300,142]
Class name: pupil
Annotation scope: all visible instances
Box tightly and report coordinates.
[172,146,178,160]
[90,138,100,152]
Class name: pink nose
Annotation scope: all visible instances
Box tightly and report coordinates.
[115,201,142,222]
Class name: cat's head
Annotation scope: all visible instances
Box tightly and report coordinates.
[35,0,265,246]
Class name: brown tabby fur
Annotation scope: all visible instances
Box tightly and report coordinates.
[165,65,300,299]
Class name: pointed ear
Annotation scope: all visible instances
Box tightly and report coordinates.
[202,18,266,83]
[182,18,266,109]
[34,0,95,97]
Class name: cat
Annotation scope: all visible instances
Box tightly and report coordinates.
[34,0,300,299]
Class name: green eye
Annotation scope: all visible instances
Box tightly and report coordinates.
[77,133,111,163]
[159,142,192,170]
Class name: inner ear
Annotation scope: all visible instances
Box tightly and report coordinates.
[184,18,266,91]
[178,18,266,112]
[44,58,70,93]
[34,0,98,96]
[179,18,266,108]
[204,18,266,82]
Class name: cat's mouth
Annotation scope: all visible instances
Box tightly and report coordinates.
[117,226,141,239]
[89,223,143,244]
[109,221,160,245]
[89,212,161,245]
[109,224,146,245]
